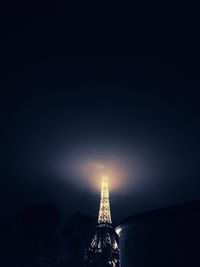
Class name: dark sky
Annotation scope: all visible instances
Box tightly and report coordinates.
[1,3,200,224]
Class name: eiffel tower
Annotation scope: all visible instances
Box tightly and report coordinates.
[84,175,119,267]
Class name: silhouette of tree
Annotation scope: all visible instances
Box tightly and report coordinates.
[63,213,95,267]
[0,205,97,267]
[0,203,61,267]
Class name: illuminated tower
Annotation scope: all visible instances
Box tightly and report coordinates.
[98,175,112,224]
[84,175,119,267]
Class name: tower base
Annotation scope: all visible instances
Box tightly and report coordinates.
[84,224,119,267]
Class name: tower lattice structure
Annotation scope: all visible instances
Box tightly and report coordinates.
[84,175,119,267]
[98,175,112,224]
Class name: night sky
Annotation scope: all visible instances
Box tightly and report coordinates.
[1,3,200,224]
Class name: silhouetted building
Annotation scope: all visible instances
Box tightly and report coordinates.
[116,199,200,267]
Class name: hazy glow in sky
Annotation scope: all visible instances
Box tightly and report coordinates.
[65,158,128,192]
[55,144,156,195]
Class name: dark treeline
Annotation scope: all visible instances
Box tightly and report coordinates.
[0,204,95,267]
